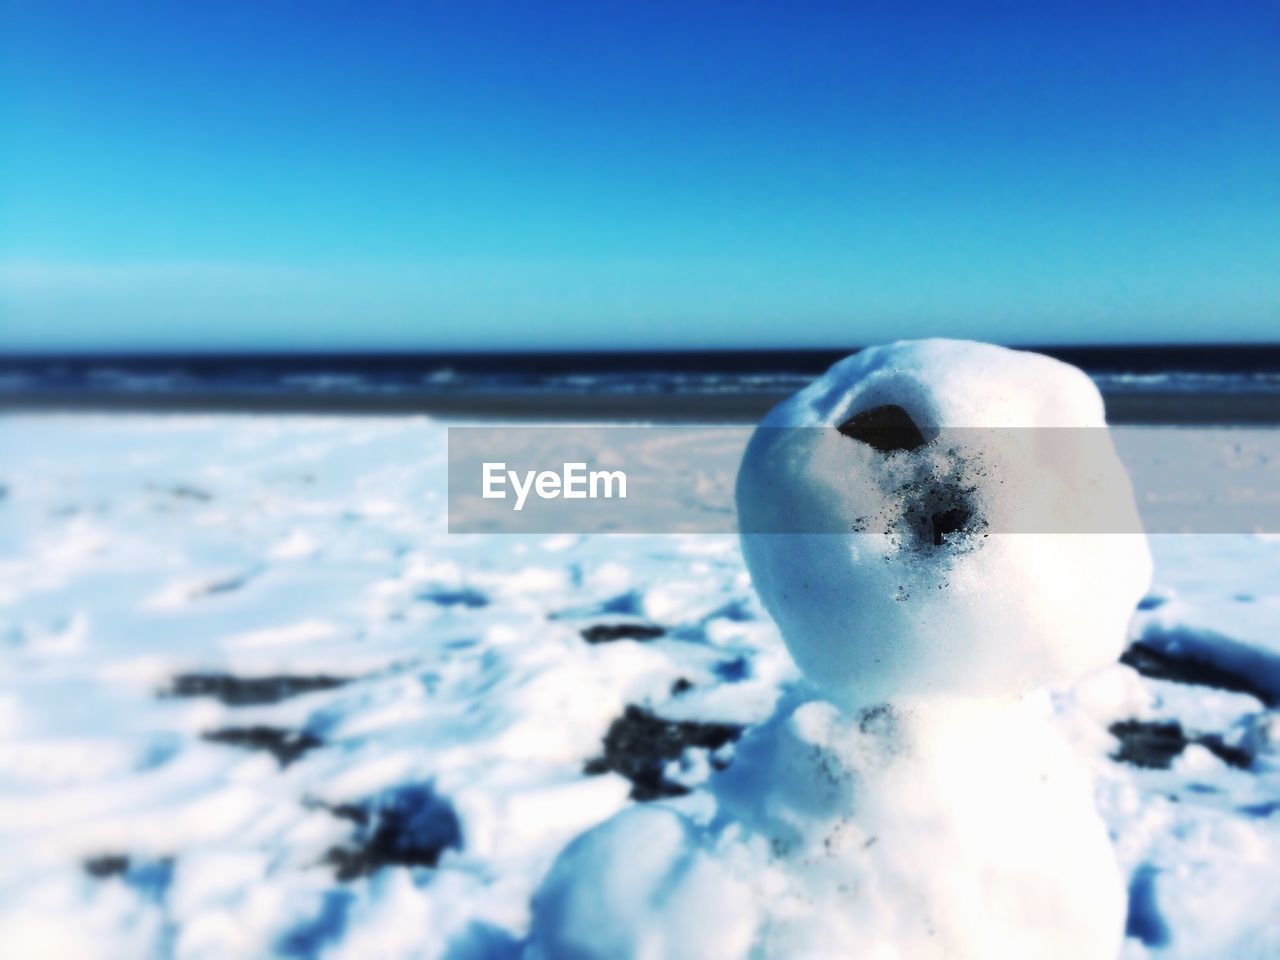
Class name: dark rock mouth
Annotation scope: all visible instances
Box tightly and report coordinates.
[894,474,986,555]
[928,503,973,547]
[837,404,928,453]
[838,418,989,556]
[584,705,744,801]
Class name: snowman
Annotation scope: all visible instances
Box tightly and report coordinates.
[527,340,1151,960]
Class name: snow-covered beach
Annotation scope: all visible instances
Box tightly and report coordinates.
[2,409,1279,958]
[7,0,1278,950]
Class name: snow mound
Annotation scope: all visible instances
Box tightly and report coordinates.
[527,806,753,960]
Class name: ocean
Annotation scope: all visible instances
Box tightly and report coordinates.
[3,345,1280,422]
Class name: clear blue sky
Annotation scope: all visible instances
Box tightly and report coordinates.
[1,1,1277,351]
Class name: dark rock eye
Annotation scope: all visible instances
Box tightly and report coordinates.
[837,404,927,453]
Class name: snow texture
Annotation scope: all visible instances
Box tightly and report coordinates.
[1,386,1278,958]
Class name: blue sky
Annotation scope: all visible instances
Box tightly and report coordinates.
[1,1,1277,351]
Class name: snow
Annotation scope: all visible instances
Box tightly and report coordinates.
[528,806,753,960]
[0,394,1278,957]
[714,695,1126,959]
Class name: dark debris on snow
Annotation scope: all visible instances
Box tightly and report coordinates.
[1109,719,1251,771]
[203,725,323,766]
[319,785,463,882]
[580,623,666,644]
[584,705,743,801]
[163,672,351,706]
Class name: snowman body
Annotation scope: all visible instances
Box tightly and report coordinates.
[708,696,1125,959]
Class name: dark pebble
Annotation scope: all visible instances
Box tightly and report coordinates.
[1109,718,1251,770]
[584,705,743,801]
[580,623,666,645]
[320,785,463,882]
[1120,641,1278,708]
[203,725,323,766]
[163,672,351,706]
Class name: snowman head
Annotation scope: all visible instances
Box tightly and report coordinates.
[736,340,1152,707]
